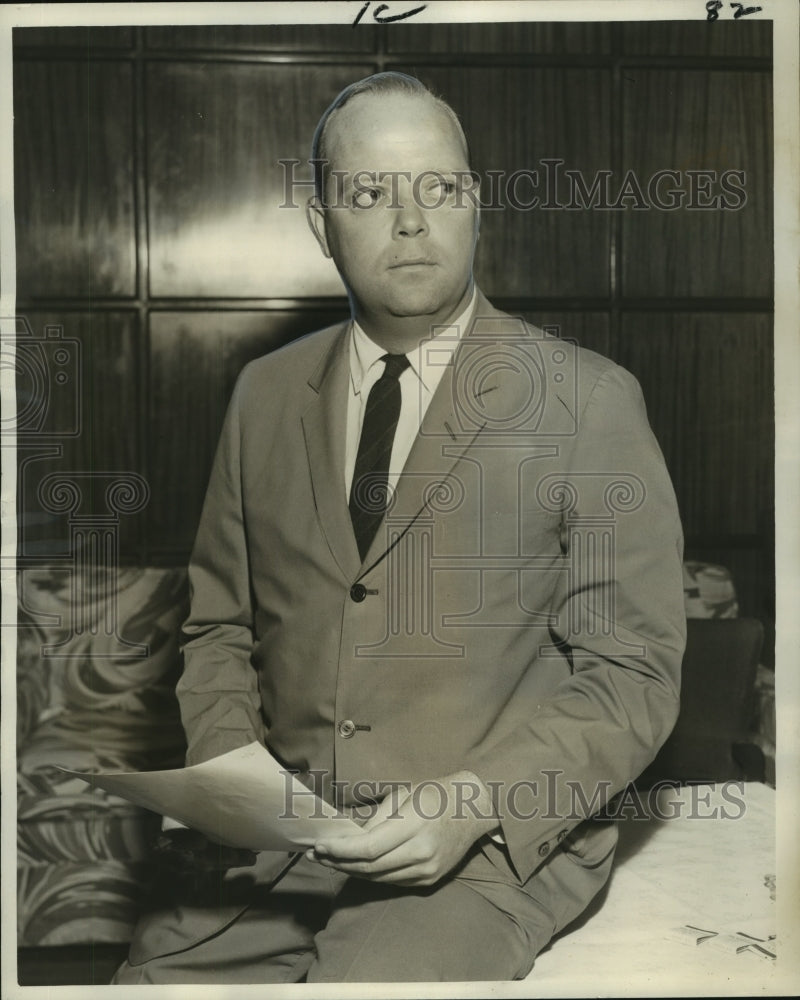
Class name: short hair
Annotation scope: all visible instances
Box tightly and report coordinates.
[310,71,471,203]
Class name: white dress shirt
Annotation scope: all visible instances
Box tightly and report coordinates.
[345,287,477,501]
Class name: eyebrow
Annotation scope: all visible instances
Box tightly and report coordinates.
[336,169,463,189]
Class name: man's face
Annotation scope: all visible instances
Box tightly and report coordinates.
[308,92,480,331]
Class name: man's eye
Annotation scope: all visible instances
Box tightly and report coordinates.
[352,187,381,209]
[421,177,456,200]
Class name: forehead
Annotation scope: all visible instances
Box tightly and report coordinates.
[325,92,468,173]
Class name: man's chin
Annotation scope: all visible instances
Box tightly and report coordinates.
[383,291,458,321]
[386,304,440,319]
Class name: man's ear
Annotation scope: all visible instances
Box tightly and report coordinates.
[306,196,332,259]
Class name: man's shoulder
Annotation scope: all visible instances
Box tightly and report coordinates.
[236,318,347,392]
[484,311,623,392]
[474,305,615,376]
[477,308,643,432]
[523,319,613,374]
[529,327,643,424]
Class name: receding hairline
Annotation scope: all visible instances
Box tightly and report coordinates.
[325,90,468,161]
[311,73,471,201]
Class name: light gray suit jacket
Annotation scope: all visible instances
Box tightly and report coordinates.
[177,290,685,894]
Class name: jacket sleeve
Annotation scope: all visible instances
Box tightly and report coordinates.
[176,371,267,767]
[465,363,686,884]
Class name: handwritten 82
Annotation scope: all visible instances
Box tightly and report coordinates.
[706,1,763,19]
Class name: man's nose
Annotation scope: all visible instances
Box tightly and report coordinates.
[392,197,428,238]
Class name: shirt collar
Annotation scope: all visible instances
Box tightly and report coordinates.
[350,286,477,396]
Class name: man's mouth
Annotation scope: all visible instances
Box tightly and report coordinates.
[388,259,436,269]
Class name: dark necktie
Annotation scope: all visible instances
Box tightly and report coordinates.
[349,353,411,561]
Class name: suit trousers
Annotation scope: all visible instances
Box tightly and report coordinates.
[111,835,615,984]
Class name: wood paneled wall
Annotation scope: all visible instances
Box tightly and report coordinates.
[13,21,774,656]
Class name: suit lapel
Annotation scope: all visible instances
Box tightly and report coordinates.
[300,295,529,580]
[359,291,509,572]
[301,324,362,581]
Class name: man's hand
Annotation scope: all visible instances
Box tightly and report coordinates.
[307,771,499,887]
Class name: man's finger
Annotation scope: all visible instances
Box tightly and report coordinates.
[314,812,420,861]
[311,848,442,886]
[309,844,428,879]
[311,854,402,876]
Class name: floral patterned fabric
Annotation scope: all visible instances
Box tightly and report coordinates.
[16,567,188,945]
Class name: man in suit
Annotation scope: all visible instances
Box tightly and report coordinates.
[113,71,685,984]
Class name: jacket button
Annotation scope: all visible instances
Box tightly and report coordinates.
[556,829,568,843]
[538,842,551,857]
[350,583,367,603]
[338,719,357,738]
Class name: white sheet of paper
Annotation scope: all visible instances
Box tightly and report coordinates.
[58,741,361,852]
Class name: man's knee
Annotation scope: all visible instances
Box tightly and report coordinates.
[308,877,532,982]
